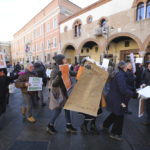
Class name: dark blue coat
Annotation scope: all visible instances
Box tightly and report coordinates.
[106,69,134,115]
[125,69,135,92]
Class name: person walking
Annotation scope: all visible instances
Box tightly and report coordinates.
[47,54,77,134]
[102,61,137,141]
[15,63,37,123]
[142,60,150,126]
[125,62,136,114]
[34,61,46,106]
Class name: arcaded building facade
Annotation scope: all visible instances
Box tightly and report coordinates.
[60,0,150,64]
[11,0,81,64]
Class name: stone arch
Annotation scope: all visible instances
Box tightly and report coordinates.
[78,38,101,54]
[143,34,150,51]
[132,0,146,8]
[62,43,77,64]
[109,32,143,51]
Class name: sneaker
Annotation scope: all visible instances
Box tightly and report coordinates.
[109,133,123,141]
[21,106,26,118]
[66,124,77,133]
[27,116,36,123]
[47,125,57,135]
[81,123,88,134]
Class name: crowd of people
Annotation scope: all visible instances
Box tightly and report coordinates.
[0,55,150,142]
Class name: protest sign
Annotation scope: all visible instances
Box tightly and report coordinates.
[136,58,143,64]
[138,98,145,118]
[137,86,150,98]
[102,58,109,70]
[59,64,71,91]
[46,69,52,78]
[28,77,42,91]
[0,52,6,69]
[64,63,108,117]
[130,53,136,73]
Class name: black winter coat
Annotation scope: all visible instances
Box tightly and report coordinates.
[143,69,150,86]
[106,69,134,115]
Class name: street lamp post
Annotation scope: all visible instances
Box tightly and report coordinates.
[102,26,114,58]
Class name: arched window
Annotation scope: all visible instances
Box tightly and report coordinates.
[137,2,144,21]
[146,0,150,18]
[87,15,93,24]
[100,19,106,28]
[73,20,82,37]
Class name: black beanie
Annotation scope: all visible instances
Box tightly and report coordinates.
[53,54,65,65]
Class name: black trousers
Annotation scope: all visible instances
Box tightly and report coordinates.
[0,97,7,116]
[103,113,124,135]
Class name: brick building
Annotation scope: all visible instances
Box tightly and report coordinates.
[60,0,150,64]
[0,41,11,62]
[11,0,81,64]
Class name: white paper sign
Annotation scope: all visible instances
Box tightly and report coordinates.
[137,86,150,98]
[46,69,52,78]
[28,77,42,91]
[136,58,143,64]
[102,58,109,70]
[0,52,6,69]
[130,53,136,73]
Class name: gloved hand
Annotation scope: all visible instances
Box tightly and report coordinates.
[58,71,62,77]
[133,92,139,99]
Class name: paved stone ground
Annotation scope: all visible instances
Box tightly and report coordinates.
[0,88,150,150]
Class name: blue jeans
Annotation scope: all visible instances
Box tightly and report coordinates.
[49,108,71,125]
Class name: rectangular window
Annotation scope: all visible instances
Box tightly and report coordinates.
[47,54,50,61]
[40,25,43,35]
[47,23,50,32]
[47,40,50,49]
[53,38,57,48]
[125,41,130,47]
[53,18,57,29]
[36,30,38,37]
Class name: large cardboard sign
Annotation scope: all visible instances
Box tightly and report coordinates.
[64,63,108,117]
[137,86,150,99]
[59,64,71,91]
[0,52,6,69]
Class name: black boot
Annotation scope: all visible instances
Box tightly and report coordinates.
[47,124,57,135]
[81,120,88,134]
[90,119,99,133]
[66,124,77,133]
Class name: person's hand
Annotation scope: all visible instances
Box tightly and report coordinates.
[141,84,146,88]
[25,82,31,87]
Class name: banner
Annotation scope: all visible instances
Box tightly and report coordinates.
[28,77,42,91]
[64,63,108,116]
[0,52,6,69]
[59,64,71,91]
[130,53,136,73]
[136,58,143,64]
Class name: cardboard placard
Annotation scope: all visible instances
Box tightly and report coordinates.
[136,58,143,64]
[64,63,108,117]
[0,52,6,69]
[28,77,42,91]
[137,86,150,98]
[138,98,145,118]
[102,58,109,70]
[59,64,71,91]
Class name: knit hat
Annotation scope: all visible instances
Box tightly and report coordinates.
[118,61,127,70]
[53,54,65,65]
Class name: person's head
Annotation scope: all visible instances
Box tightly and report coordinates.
[17,62,20,65]
[53,54,66,65]
[0,69,4,77]
[118,61,127,72]
[126,62,132,70]
[26,63,34,72]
